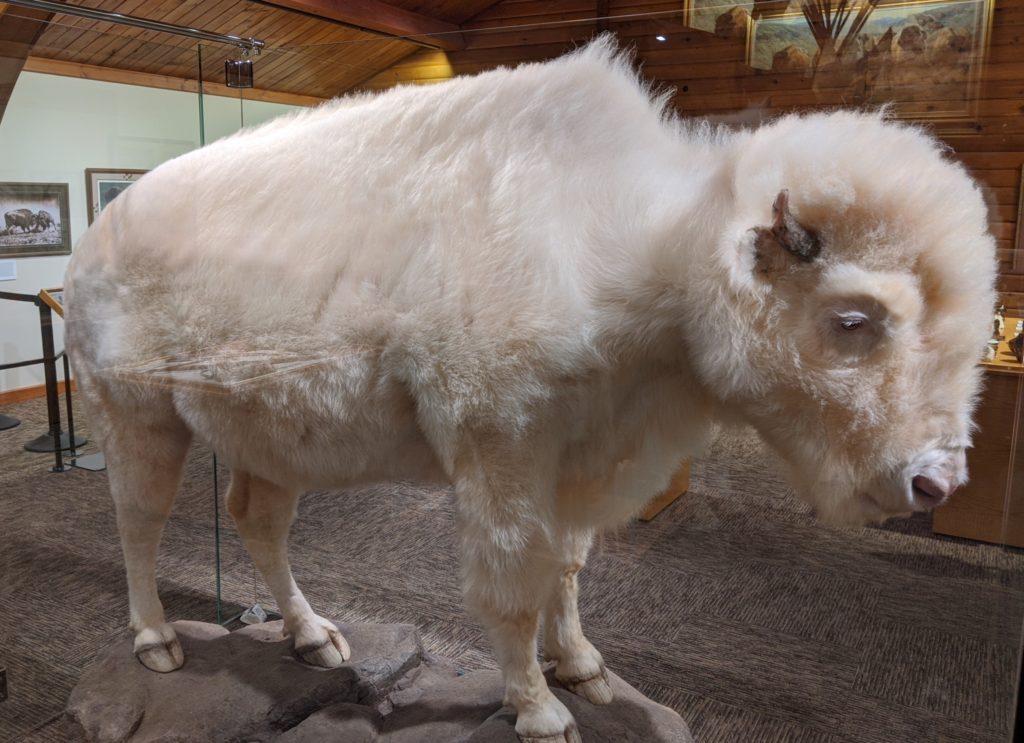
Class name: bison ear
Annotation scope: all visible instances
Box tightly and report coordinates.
[752,190,822,274]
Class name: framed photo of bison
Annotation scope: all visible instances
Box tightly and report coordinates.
[86,168,147,226]
[0,182,71,259]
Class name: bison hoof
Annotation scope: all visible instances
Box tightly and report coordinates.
[565,668,613,705]
[296,623,351,668]
[516,694,581,743]
[519,725,582,743]
[134,626,185,673]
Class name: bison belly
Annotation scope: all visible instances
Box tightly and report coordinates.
[176,368,449,490]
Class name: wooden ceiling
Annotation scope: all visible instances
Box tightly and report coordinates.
[1,0,509,103]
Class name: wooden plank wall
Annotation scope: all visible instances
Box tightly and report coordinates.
[360,0,1024,302]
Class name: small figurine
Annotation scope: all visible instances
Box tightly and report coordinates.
[993,303,1007,340]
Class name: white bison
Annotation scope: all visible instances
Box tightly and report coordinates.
[65,39,995,743]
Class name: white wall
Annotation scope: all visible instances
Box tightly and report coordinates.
[0,72,301,392]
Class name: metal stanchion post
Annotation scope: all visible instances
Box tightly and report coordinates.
[63,352,76,459]
[28,301,66,471]
[0,290,89,468]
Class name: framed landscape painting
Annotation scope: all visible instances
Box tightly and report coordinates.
[0,182,71,258]
[686,0,755,33]
[747,0,994,121]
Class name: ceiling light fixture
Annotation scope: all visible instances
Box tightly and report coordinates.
[225,48,256,89]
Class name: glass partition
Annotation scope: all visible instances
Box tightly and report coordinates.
[266,7,1024,742]
[0,11,229,739]
[0,3,1021,742]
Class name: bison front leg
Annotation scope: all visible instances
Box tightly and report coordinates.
[458,481,582,743]
[543,532,612,705]
[227,472,350,667]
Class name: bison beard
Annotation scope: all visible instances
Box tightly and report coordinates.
[63,38,996,743]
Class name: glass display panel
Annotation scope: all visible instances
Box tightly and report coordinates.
[0,3,1021,742]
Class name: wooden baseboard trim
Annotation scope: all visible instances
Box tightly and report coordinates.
[639,461,691,522]
[0,380,76,406]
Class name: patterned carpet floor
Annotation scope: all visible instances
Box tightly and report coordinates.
[1,394,1023,742]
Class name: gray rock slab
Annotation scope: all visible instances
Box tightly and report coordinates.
[66,620,421,742]
[66,620,692,743]
[384,668,692,743]
[276,702,381,743]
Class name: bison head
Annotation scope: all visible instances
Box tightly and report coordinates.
[687,111,996,527]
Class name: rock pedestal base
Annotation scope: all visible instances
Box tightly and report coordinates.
[65,620,693,742]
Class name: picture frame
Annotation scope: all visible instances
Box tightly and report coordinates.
[0,182,71,259]
[1014,165,1024,274]
[685,0,756,35]
[746,0,994,122]
[85,168,147,225]
[38,287,65,318]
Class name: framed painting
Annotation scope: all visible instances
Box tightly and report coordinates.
[0,182,71,258]
[746,0,994,121]
[686,0,755,34]
[86,168,147,225]
[1014,165,1024,273]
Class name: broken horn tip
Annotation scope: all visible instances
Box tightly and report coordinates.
[772,189,790,212]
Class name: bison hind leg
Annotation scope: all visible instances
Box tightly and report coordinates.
[226,471,350,667]
[102,410,192,673]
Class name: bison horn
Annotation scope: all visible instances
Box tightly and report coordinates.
[756,189,821,263]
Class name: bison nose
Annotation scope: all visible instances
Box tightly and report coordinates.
[911,475,954,509]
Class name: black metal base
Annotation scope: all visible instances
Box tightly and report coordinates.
[24,430,87,453]
[0,415,20,431]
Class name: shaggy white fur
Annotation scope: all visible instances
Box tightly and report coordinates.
[64,37,996,743]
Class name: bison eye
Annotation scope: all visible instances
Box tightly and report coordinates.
[819,291,893,359]
[833,312,869,333]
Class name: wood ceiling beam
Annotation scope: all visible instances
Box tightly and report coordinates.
[255,1,465,51]
[23,55,328,107]
[0,2,52,124]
